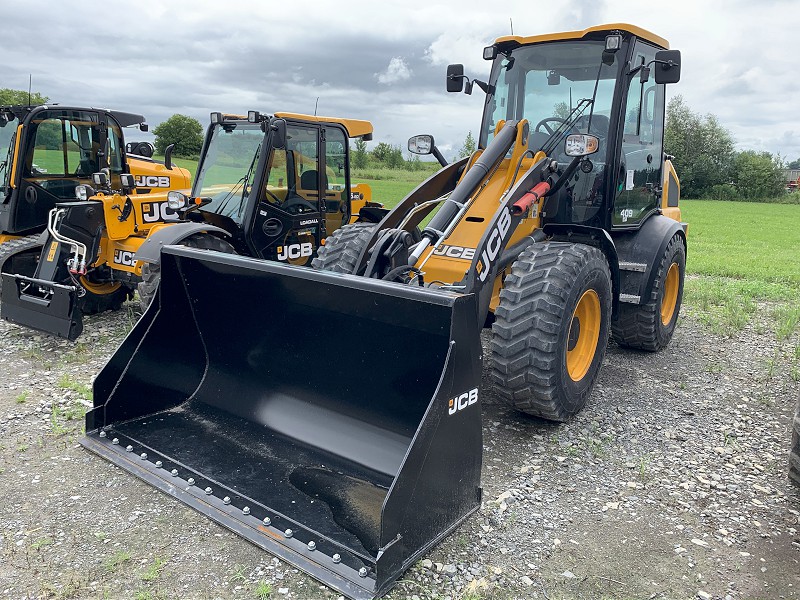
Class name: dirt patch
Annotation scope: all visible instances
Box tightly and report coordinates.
[0,305,798,600]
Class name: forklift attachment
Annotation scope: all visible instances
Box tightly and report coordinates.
[0,274,82,340]
[81,246,483,599]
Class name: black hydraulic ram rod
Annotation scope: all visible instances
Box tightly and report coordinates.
[410,121,520,261]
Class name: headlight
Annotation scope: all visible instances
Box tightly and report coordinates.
[565,134,599,157]
[74,184,96,201]
[167,191,188,210]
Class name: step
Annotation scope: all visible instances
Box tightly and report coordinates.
[619,293,641,304]
[619,261,647,272]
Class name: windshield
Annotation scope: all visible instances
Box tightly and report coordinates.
[0,115,20,200]
[194,122,265,223]
[481,40,621,152]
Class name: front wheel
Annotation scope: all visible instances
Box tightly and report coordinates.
[612,233,686,352]
[137,234,236,311]
[311,223,375,273]
[490,242,612,422]
[78,278,133,315]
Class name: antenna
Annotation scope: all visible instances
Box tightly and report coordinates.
[28,75,32,106]
[510,18,513,35]
[314,97,319,117]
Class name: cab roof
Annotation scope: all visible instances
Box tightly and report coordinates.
[274,112,373,139]
[495,23,669,50]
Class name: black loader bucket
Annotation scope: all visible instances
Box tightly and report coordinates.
[1,274,82,340]
[80,246,483,599]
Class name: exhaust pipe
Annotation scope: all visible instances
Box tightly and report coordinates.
[81,245,483,599]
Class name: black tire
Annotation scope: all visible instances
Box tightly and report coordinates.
[490,242,612,422]
[790,400,800,487]
[612,233,686,352]
[0,235,43,299]
[311,223,375,273]
[78,282,133,315]
[137,234,235,311]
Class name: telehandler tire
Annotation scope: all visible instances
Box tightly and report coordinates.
[612,233,685,352]
[78,279,133,315]
[491,242,612,422]
[137,234,236,311]
[0,235,42,299]
[790,400,800,487]
[312,223,376,273]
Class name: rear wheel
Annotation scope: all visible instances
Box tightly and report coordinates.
[312,223,375,273]
[612,233,685,351]
[137,234,236,311]
[0,235,43,299]
[490,242,612,421]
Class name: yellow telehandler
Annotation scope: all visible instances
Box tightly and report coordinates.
[81,24,685,599]
[0,104,191,316]
[1,111,379,339]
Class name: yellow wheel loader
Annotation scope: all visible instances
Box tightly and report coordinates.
[1,111,379,339]
[80,24,685,600]
[0,104,192,334]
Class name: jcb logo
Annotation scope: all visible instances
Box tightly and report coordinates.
[477,207,511,282]
[135,175,171,188]
[113,249,136,266]
[277,242,313,261]
[448,388,478,415]
[433,245,475,260]
[141,201,179,223]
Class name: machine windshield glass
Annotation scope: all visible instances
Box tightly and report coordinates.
[194,122,264,223]
[482,40,621,153]
[0,115,20,201]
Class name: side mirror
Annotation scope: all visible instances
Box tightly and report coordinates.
[408,135,433,155]
[547,70,561,86]
[164,144,174,171]
[140,123,149,132]
[565,134,599,157]
[654,49,681,84]
[271,118,287,149]
[446,64,465,93]
[408,134,447,167]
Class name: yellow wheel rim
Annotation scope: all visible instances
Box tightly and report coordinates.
[566,289,601,382]
[660,263,680,326]
[79,277,121,295]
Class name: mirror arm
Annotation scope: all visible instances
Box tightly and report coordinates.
[432,146,448,167]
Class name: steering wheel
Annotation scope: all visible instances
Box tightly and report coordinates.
[534,117,577,135]
[280,197,317,214]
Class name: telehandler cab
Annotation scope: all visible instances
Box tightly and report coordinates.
[81,24,685,600]
[0,104,191,311]
[1,111,379,340]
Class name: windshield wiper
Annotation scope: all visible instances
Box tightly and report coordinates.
[237,145,261,219]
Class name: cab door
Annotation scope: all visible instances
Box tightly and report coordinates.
[248,122,323,265]
[612,41,666,229]
[13,109,108,233]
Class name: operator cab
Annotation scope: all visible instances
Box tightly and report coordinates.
[470,25,680,231]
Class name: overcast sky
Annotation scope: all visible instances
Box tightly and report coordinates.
[2,0,798,161]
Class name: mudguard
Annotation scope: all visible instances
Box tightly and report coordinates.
[134,222,230,264]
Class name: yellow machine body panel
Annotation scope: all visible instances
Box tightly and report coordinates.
[127,157,192,195]
[0,234,22,244]
[661,159,682,224]
[8,125,23,189]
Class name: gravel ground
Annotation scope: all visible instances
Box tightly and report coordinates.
[1,299,799,600]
